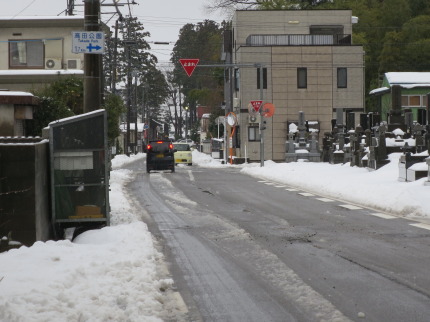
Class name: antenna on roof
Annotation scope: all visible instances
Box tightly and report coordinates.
[66,0,75,16]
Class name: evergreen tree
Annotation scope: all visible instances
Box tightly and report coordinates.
[103,93,126,146]
[170,20,225,139]
[27,77,82,136]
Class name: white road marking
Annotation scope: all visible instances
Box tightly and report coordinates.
[265,182,276,185]
[188,170,195,182]
[298,192,315,197]
[285,188,298,191]
[275,185,286,188]
[258,180,267,183]
[316,198,334,202]
[339,204,363,210]
[368,213,397,219]
[410,223,430,231]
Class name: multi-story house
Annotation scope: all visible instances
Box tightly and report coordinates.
[0,16,85,136]
[226,10,365,162]
[0,16,85,91]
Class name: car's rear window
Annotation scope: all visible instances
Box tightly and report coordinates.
[174,143,190,151]
[150,142,170,152]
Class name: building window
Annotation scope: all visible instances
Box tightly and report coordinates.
[257,67,267,89]
[402,95,424,107]
[337,68,347,88]
[9,40,44,68]
[248,126,261,141]
[297,68,307,89]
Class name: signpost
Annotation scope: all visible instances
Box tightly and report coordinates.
[249,100,263,113]
[178,60,268,166]
[72,31,105,54]
[179,59,199,77]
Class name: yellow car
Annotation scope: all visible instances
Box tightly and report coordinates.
[173,142,192,166]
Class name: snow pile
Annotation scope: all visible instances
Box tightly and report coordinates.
[192,149,224,168]
[0,152,169,322]
[240,153,430,218]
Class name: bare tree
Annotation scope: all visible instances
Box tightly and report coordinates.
[205,0,329,12]
[205,0,259,14]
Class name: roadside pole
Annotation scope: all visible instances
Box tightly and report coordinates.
[179,60,266,165]
[83,0,102,113]
[258,64,265,167]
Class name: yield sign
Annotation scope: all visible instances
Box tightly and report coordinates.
[179,59,199,77]
[250,100,263,113]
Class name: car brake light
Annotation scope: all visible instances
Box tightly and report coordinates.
[156,141,163,144]
[147,144,152,151]
[169,143,173,150]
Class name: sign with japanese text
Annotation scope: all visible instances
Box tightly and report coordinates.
[250,100,263,113]
[179,59,199,77]
[72,31,105,54]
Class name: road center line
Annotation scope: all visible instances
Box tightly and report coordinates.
[188,170,195,182]
[316,198,334,202]
[298,192,315,197]
[368,213,397,219]
[339,204,363,210]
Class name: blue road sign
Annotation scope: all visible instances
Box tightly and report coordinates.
[72,31,104,54]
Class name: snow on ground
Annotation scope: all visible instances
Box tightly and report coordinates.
[1,150,430,321]
[0,153,169,322]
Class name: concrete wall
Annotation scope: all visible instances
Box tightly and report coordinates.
[0,139,51,246]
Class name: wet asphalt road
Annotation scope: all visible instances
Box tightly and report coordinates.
[125,160,430,322]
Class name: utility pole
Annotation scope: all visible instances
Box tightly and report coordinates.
[83,0,102,113]
[124,39,135,156]
[133,71,138,153]
[112,1,123,95]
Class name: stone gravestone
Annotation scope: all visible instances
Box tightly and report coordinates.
[388,85,406,132]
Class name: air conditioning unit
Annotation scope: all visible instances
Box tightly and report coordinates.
[67,59,81,69]
[45,58,62,70]
[248,114,261,124]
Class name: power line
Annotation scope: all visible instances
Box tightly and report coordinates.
[8,0,38,18]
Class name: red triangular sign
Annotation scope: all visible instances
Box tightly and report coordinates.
[179,59,199,77]
[250,100,263,113]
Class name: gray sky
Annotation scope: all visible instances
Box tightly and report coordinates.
[0,0,226,65]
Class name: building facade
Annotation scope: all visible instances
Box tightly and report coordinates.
[227,10,365,162]
[0,16,85,91]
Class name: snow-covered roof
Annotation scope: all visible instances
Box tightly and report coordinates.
[0,70,84,76]
[369,86,390,95]
[0,91,33,97]
[48,109,105,126]
[0,16,84,21]
[370,72,430,94]
[386,72,430,85]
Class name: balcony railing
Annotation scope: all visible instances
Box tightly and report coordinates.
[246,34,352,46]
